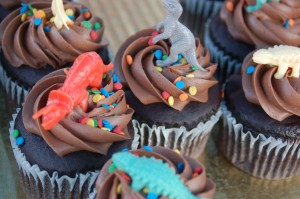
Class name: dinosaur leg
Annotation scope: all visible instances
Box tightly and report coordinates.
[78,89,89,112]
[182,48,206,71]
[291,64,300,78]
[156,44,180,67]
[274,62,289,79]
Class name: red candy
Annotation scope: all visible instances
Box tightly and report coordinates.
[113,82,123,90]
[148,38,154,46]
[121,173,131,182]
[79,117,89,124]
[151,31,159,36]
[113,125,122,134]
[90,30,98,40]
[161,91,170,100]
[194,166,203,174]
[98,119,103,128]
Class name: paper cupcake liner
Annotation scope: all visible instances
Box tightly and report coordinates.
[9,108,99,199]
[181,0,223,39]
[131,108,222,159]
[204,19,242,83]
[221,102,300,179]
[88,189,97,199]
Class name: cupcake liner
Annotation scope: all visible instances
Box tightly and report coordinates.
[221,102,300,179]
[88,189,97,199]
[131,108,222,159]
[204,19,242,83]
[9,108,99,199]
[181,0,223,39]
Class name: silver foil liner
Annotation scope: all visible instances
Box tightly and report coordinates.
[204,19,242,83]
[88,189,97,199]
[221,103,300,179]
[180,0,223,39]
[9,108,99,199]
[131,108,222,159]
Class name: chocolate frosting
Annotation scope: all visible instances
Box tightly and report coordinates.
[242,52,300,121]
[114,28,217,111]
[0,1,108,69]
[22,69,134,157]
[95,147,216,199]
[220,0,300,48]
[0,0,51,9]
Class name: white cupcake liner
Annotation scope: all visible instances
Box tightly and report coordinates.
[88,189,97,199]
[181,0,223,39]
[204,19,242,83]
[9,108,99,199]
[221,102,300,179]
[131,108,222,159]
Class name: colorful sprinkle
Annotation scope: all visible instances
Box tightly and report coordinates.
[246,65,255,74]
[98,119,103,128]
[192,173,199,178]
[289,19,295,27]
[90,30,98,40]
[65,9,74,16]
[101,104,111,109]
[155,66,163,72]
[154,49,163,60]
[20,6,28,14]
[80,8,89,13]
[108,162,117,173]
[34,18,42,26]
[82,21,92,29]
[91,89,101,94]
[93,94,102,103]
[122,148,129,152]
[178,54,183,60]
[26,11,33,16]
[117,184,122,194]
[285,20,289,29]
[34,10,45,19]
[177,162,184,173]
[13,129,20,138]
[174,149,181,154]
[83,11,91,19]
[151,31,159,36]
[168,96,174,106]
[113,125,122,134]
[44,26,50,32]
[143,188,149,194]
[143,146,153,152]
[94,22,101,30]
[147,193,158,199]
[16,137,25,146]
[126,55,133,65]
[50,17,55,23]
[100,88,109,97]
[161,91,170,100]
[148,37,154,46]
[186,74,194,78]
[79,117,89,124]
[191,66,199,71]
[179,93,188,101]
[121,172,131,182]
[86,119,95,127]
[189,86,197,96]
[194,166,203,174]
[101,127,111,131]
[114,82,123,90]
[226,1,234,12]
[173,76,182,83]
[175,80,185,90]
[162,55,168,60]
[179,58,187,64]
[21,13,26,22]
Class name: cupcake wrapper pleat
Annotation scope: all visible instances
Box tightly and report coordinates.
[131,108,222,158]
[9,108,99,199]
[204,20,242,83]
[221,102,300,179]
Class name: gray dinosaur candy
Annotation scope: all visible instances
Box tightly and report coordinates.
[151,0,206,71]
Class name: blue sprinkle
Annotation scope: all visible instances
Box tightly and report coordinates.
[21,3,28,7]
[20,6,28,14]
[112,103,117,107]
[178,54,183,60]
[34,18,42,26]
[177,162,184,173]
[143,146,153,152]
[44,26,50,32]
[108,92,115,96]
[116,76,120,83]
[122,148,129,152]
[154,49,163,60]
[100,88,109,97]
[113,74,117,82]
[102,120,111,127]
[172,62,181,66]
[147,193,158,199]
[80,8,89,13]
[68,15,75,20]
[285,20,289,29]
[16,137,25,146]
[101,104,111,109]
[246,65,255,75]
[175,80,185,90]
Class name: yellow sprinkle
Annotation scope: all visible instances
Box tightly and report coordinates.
[126,55,133,65]
[101,127,110,131]
[189,86,197,96]
[155,66,163,72]
[186,74,195,78]
[32,8,37,14]
[143,188,148,194]
[50,17,55,23]
[86,119,94,127]
[117,184,122,194]
[168,96,174,106]
[179,58,187,64]
[21,13,26,22]
[65,9,74,16]
[92,94,102,103]
[174,149,181,154]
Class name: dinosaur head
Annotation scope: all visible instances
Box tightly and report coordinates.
[252,49,273,65]
[163,0,182,19]
[112,152,137,172]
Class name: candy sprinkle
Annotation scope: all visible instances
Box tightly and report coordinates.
[113,82,123,90]
[83,11,91,19]
[108,163,117,173]
[162,55,168,60]
[90,30,98,40]
[82,21,92,29]
[147,193,158,199]
[179,93,188,101]
[177,162,184,173]
[117,184,122,194]
[154,49,163,60]
[79,117,89,124]
[285,20,289,29]
[13,129,20,138]
[161,91,170,100]
[189,86,197,96]
[113,125,122,134]
[93,94,102,103]
[155,66,163,72]
[143,146,153,152]
[34,18,42,26]
[16,137,25,146]
[126,55,133,65]
[168,96,174,106]
[86,119,95,127]
[175,80,185,90]
[65,9,74,16]
[289,19,295,27]
[94,22,101,30]
[21,13,27,22]
[246,65,255,75]
[44,26,50,32]
[226,1,234,12]
[186,74,194,78]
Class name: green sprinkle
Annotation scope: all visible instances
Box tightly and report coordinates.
[191,66,199,71]
[94,22,101,30]
[162,55,168,60]
[28,5,33,11]
[102,74,107,79]
[82,21,92,29]
[87,90,92,95]
[91,90,101,94]
[93,119,98,127]
[108,163,117,173]
[114,114,118,116]
[26,11,33,16]
[13,129,19,139]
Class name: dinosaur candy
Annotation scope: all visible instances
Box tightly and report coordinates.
[246,0,280,13]
[149,0,206,71]
[33,52,114,130]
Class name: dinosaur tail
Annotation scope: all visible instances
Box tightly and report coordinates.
[183,49,206,72]
[103,62,114,73]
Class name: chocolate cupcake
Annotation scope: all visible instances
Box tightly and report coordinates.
[221,45,300,179]
[89,146,216,199]
[205,0,300,82]
[9,52,134,198]
[0,1,109,104]
[114,27,222,158]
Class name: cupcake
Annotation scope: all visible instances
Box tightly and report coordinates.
[180,0,224,40]
[9,52,135,198]
[205,0,300,83]
[0,1,109,104]
[221,45,300,179]
[89,146,216,199]
[114,0,221,158]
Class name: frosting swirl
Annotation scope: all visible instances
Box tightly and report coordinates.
[220,0,300,48]
[114,28,217,111]
[0,1,107,69]
[242,52,300,121]
[22,69,134,157]
[95,147,216,199]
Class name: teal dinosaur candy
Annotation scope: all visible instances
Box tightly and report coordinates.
[112,152,201,199]
[246,0,280,13]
